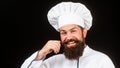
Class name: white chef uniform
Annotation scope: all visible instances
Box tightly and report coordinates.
[21,45,115,68]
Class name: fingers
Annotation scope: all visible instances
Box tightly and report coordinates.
[35,40,61,60]
[42,40,61,55]
[46,40,61,54]
[50,41,61,54]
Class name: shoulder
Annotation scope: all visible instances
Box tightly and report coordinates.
[83,46,112,60]
[89,47,115,68]
[81,46,115,68]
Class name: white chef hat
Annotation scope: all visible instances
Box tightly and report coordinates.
[47,2,93,32]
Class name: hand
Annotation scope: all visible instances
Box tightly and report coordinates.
[35,40,61,60]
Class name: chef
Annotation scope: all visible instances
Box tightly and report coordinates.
[21,2,115,68]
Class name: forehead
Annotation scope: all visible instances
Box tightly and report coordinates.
[59,24,80,31]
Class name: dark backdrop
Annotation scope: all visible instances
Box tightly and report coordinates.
[1,0,119,68]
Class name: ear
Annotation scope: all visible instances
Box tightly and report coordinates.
[83,28,88,38]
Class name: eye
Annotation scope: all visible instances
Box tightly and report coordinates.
[71,29,77,33]
[60,31,67,35]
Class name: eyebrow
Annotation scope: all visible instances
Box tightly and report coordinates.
[60,27,77,32]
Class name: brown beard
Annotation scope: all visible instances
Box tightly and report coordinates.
[61,38,85,60]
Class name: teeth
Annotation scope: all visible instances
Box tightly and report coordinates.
[69,41,75,44]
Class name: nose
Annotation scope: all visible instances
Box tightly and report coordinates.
[66,32,73,40]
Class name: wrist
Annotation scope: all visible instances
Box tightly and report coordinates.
[35,50,46,60]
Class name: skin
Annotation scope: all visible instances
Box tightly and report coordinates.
[35,24,88,60]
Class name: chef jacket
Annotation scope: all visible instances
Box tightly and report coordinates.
[21,45,115,68]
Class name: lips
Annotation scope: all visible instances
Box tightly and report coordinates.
[67,41,76,47]
[62,39,79,48]
[68,41,75,44]
[64,40,76,44]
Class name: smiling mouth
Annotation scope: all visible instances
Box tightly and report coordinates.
[68,41,75,44]
[67,41,76,47]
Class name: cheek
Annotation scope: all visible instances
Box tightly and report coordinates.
[60,35,66,42]
[74,33,82,40]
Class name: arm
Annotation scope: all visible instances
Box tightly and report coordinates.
[20,51,41,68]
[21,40,61,68]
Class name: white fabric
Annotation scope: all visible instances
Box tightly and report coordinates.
[47,2,93,31]
[21,46,115,68]
[58,14,84,29]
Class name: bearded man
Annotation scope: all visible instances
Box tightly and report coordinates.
[21,2,115,68]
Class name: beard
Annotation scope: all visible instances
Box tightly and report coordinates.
[61,38,85,60]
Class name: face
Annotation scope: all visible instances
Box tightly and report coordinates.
[60,24,87,48]
[59,24,87,60]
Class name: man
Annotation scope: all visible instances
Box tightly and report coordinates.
[21,2,115,68]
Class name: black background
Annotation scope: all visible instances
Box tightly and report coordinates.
[1,0,119,68]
